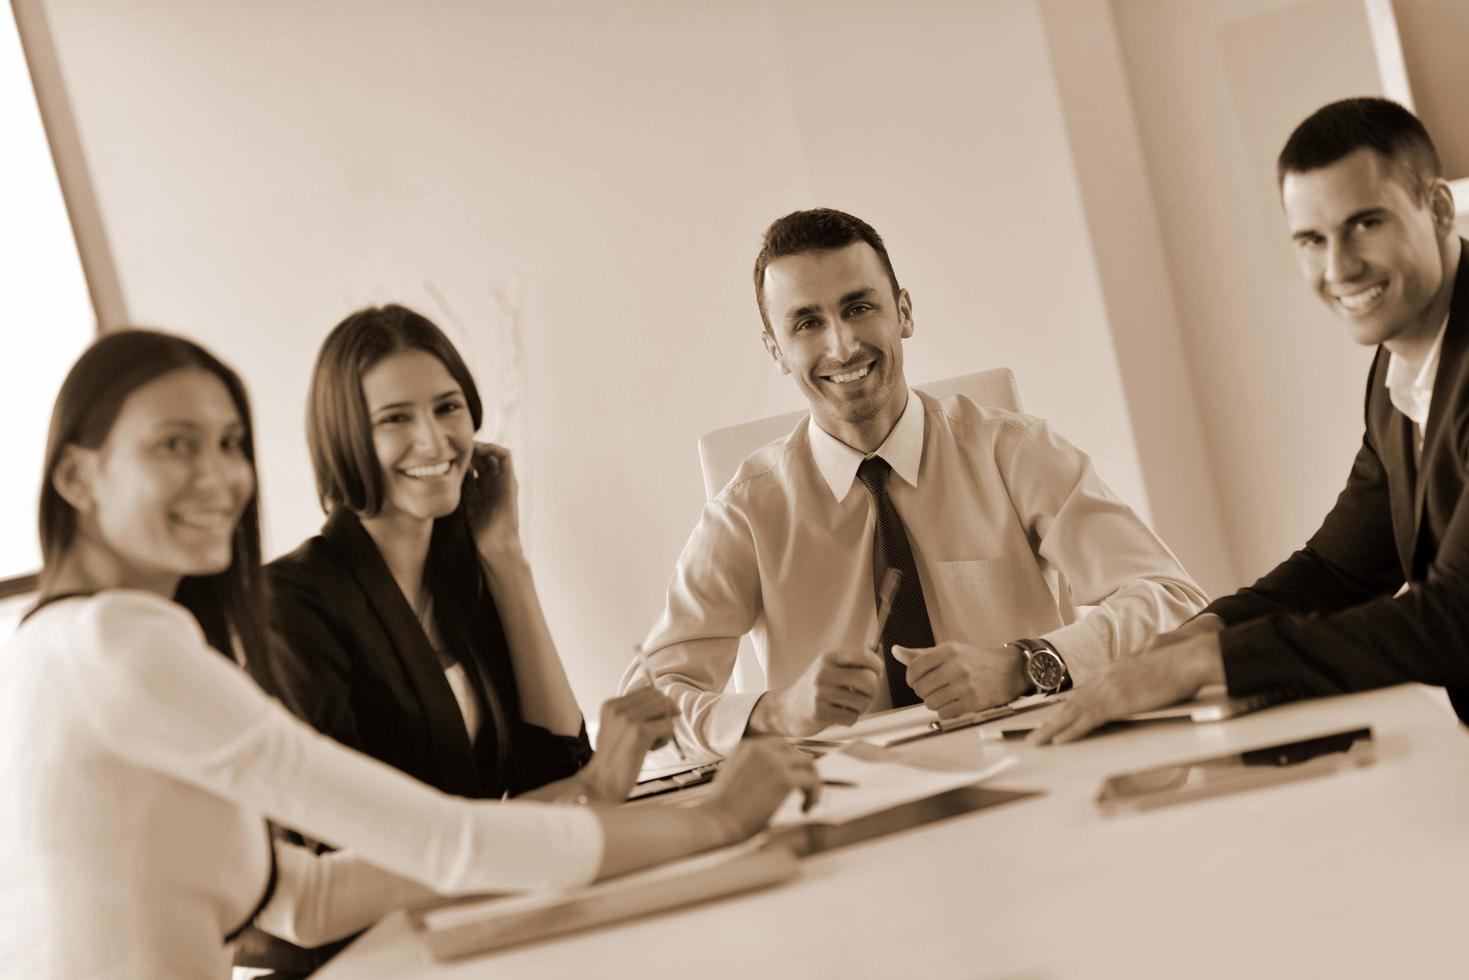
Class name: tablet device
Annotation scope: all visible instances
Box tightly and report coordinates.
[1095,726,1375,814]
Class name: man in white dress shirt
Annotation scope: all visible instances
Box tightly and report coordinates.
[625,208,1207,755]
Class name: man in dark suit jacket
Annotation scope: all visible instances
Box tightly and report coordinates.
[1036,98,1469,742]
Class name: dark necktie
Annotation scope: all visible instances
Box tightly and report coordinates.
[855,456,932,707]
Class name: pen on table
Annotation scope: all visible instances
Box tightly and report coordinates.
[633,643,686,761]
[820,779,858,788]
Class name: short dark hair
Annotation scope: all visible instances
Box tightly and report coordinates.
[306,303,483,516]
[1277,97,1442,202]
[752,208,901,331]
[38,328,268,676]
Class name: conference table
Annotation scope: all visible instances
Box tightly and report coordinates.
[318,684,1469,979]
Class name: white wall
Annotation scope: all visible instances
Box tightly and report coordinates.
[1110,0,1385,587]
[1037,0,1236,596]
[39,0,1150,709]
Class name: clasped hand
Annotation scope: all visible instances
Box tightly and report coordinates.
[892,641,1030,719]
[752,645,884,737]
[754,639,1031,735]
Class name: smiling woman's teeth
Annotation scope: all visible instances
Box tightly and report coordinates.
[1338,283,1386,311]
[828,364,872,384]
[404,461,452,478]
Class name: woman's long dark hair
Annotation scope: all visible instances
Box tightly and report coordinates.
[38,329,269,677]
[308,304,511,778]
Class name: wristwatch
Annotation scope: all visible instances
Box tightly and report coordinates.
[1008,638,1070,695]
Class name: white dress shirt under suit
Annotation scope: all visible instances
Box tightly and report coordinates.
[0,591,602,979]
[626,390,1208,755]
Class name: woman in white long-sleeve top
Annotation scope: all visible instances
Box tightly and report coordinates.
[0,329,817,979]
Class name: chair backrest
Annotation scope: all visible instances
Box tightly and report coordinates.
[697,368,1021,499]
[694,368,1022,695]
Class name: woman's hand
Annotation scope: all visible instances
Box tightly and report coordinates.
[462,441,522,561]
[699,739,821,844]
[576,688,678,803]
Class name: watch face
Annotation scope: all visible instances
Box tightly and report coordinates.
[1027,649,1066,691]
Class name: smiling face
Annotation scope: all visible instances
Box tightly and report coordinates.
[1283,148,1454,352]
[760,241,913,450]
[65,367,254,593]
[360,348,475,524]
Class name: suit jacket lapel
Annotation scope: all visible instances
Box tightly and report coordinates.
[1409,242,1469,570]
[1381,367,1419,578]
[321,508,483,796]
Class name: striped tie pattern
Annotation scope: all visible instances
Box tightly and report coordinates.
[856,456,931,708]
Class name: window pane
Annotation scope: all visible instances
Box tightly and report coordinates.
[1,4,95,582]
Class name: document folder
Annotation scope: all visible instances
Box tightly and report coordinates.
[407,839,799,962]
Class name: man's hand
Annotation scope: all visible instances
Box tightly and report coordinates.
[891,641,1029,719]
[748,645,883,737]
[1029,631,1226,745]
[577,688,677,802]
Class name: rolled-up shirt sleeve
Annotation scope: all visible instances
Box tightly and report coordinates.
[619,498,764,756]
[63,592,604,895]
[997,417,1210,682]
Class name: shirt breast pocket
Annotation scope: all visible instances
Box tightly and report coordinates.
[933,554,1027,646]
[935,554,1020,588]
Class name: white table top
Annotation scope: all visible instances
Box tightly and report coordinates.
[317,684,1469,980]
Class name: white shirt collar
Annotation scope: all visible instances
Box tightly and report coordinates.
[1386,313,1450,429]
[809,389,924,501]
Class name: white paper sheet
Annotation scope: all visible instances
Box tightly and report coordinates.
[770,747,1018,828]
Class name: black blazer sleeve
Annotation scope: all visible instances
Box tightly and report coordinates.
[467,596,591,792]
[1221,462,1469,697]
[256,562,365,755]
[506,719,592,792]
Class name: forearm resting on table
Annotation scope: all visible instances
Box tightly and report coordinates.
[592,803,734,881]
[255,843,440,948]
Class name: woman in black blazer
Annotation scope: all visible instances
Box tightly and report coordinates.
[240,304,669,974]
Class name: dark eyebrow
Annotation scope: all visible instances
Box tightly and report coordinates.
[784,288,879,324]
[369,390,460,414]
[1294,207,1390,242]
[1342,207,1388,228]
